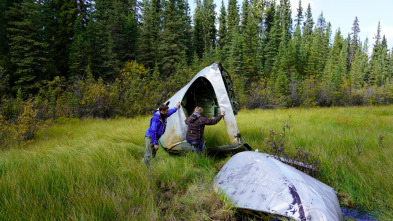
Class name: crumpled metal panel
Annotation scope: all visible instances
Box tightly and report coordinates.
[159,62,243,152]
[214,151,343,221]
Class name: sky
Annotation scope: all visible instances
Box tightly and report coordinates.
[188,0,393,50]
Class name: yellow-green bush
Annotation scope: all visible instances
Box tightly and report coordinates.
[0,98,44,148]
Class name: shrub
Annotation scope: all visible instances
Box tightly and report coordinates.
[80,77,113,118]
[348,89,365,106]
[316,82,333,107]
[0,98,44,148]
[300,76,318,107]
[245,79,273,109]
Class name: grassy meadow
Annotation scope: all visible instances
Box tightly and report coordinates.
[0,106,392,220]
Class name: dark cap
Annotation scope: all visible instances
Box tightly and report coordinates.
[159,104,169,111]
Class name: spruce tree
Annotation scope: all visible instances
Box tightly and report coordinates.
[294,0,303,27]
[263,3,281,77]
[203,0,217,50]
[369,22,385,86]
[88,0,119,80]
[111,0,139,63]
[279,0,292,42]
[242,0,258,77]
[322,29,343,95]
[1,0,23,72]
[293,24,306,77]
[348,16,360,72]
[333,34,348,93]
[218,1,227,51]
[388,48,393,80]
[230,31,244,76]
[306,13,329,77]
[69,0,92,80]
[178,0,193,61]
[44,0,81,78]
[159,0,192,76]
[349,47,364,89]
[240,0,250,34]
[69,19,90,80]
[138,0,162,69]
[303,3,313,42]
[217,0,230,65]
[193,0,205,58]
[7,0,49,95]
[227,0,240,43]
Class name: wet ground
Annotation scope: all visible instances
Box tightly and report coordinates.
[341,207,378,221]
[236,207,379,221]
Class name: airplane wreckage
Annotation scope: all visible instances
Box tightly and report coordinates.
[214,152,343,221]
[159,62,251,153]
[159,62,343,221]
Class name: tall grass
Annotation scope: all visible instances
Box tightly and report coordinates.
[0,106,392,220]
[0,117,234,220]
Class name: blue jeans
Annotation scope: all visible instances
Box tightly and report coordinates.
[186,137,205,154]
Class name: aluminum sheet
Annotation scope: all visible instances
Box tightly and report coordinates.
[214,151,343,221]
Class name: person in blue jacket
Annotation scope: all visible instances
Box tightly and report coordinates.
[143,102,180,166]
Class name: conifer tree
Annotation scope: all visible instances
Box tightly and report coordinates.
[306,13,330,77]
[264,1,275,41]
[292,24,306,77]
[218,1,227,51]
[371,22,382,60]
[242,0,258,77]
[88,0,119,80]
[369,22,387,86]
[322,29,343,94]
[227,0,240,43]
[349,46,368,89]
[381,35,388,50]
[333,35,348,92]
[7,0,49,95]
[0,0,22,73]
[203,0,217,50]
[159,0,192,76]
[388,48,393,80]
[111,0,139,63]
[69,1,92,80]
[178,0,193,61]
[303,3,313,42]
[138,0,162,69]
[193,1,205,58]
[44,0,81,78]
[218,0,229,64]
[279,0,292,42]
[240,0,250,34]
[252,0,266,76]
[230,31,244,76]
[349,16,360,70]
[263,3,281,77]
[294,0,303,27]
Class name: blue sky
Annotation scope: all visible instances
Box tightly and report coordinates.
[188,0,393,50]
